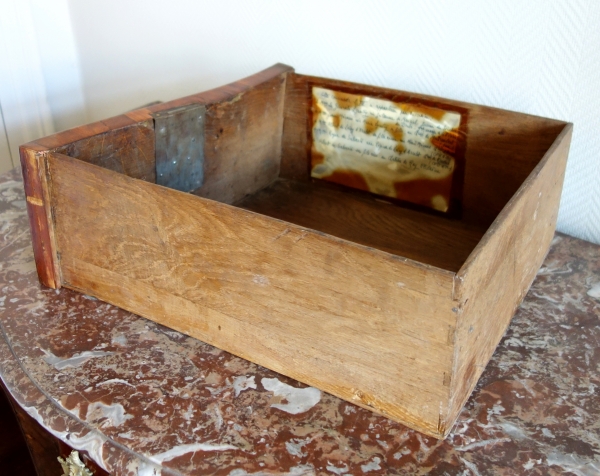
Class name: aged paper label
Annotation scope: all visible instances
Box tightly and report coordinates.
[311,87,465,212]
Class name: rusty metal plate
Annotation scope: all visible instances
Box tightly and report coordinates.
[152,104,205,192]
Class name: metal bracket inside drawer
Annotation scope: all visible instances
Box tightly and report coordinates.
[152,104,205,192]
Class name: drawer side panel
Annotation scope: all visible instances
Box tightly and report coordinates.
[47,152,456,437]
[447,124,573,433]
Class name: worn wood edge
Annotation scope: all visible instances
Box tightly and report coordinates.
[280,72,308,181]
[24,117,123,151]
[19,145,61,288]
[23,64,294,161]
[62,255,447,439]
[125,107,154,123]
[145,63,295,115]
[274,72,288,184]
[454,122,574,295]
[293,73,569,127]
[440,122,573,436]
[21,119,155,161]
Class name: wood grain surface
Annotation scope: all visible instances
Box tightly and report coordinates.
[19,64,573,437]
[51,120,156,182]
[48,151,457,437]
[191,73,287,204]
[446,124,573,429]
[236,178,485,272]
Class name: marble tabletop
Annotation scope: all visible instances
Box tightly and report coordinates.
[0,167,598,476]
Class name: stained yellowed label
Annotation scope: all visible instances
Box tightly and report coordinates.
[311,87,464,212]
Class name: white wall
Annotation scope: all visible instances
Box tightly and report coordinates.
[0,0,86,173]
[30,0,87,133]
[65,0,600,244]
[0,0,54,169]
[0,107,11,172]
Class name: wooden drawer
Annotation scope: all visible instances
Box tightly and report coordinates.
[20,64,572,438]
